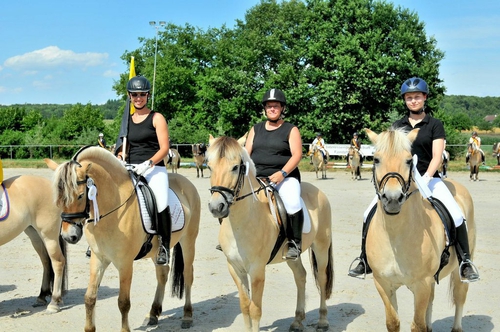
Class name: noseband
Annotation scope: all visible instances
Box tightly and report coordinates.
[372,160,416,200]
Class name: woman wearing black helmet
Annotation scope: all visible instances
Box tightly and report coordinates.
[348,77,480,282]
[245,88,304,260]
[116,75,171,266]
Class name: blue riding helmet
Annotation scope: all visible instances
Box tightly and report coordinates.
[400,77,429,95]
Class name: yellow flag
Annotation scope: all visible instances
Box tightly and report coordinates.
[0,158,3,183]
[129,56,136,114]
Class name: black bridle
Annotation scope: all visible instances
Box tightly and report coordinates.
[60,147,137,227]
[372,160,417,201]
[208,161,266,206]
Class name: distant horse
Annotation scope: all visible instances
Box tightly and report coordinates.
[493,142,500,165]
[192,143,207,178]
[366,128,475,332]
[348,146,362,180]
[440,149,450,178]
[164,148,181,173]
[49,146,200,332]
[206,135,334,332]
[467,142,481,181]
[308,144,328,179]
[0,175,67,313]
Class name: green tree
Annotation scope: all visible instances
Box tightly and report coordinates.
[59,103,105,142]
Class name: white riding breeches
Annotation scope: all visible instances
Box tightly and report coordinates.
[274,177,302,215]
[363,177,465,227]
[140,165,170,212]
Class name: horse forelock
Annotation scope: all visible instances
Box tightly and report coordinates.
[54,161,80,208]
[207,136,256,175]
[375,127,412,157]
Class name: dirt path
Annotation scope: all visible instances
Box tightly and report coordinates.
[0,167,497,331]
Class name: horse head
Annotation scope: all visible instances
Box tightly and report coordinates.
[367,127,419,214]
[206,135,255,218]
[53,147,127,244]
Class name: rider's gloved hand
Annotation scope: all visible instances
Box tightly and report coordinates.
[133,160,153,176]
[422,173,431,185]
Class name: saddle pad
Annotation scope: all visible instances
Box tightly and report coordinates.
[0,183,10,221]
[137,187,185,234]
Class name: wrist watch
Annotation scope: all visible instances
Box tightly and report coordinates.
[280,170,288,177]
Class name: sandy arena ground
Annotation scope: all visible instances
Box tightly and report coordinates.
[0,166,498,331]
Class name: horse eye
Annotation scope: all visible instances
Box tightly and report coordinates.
[406,159,412,166]
[78,193,85,200]
[373,158,380,165]
[232,165,239,172]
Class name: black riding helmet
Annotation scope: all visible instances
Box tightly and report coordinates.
[400,77,429,96]
[262,88,286,106]
[127,76,151,92]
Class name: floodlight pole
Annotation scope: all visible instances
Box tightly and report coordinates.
[149,21,166,110]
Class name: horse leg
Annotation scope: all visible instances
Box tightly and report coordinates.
[84,257,110,332]
[176,238,196,328]
[43,234,67,313]
[450,270,468,332]
[24,227,52,307]
[227,263,254,331]
[409,280,433,332]
[310,244,333,331]
[286,259,307,332]
[374,277,400,332]
[145,264,169,326]
[117,264,134,332]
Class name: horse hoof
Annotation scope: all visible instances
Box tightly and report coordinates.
[289,323,304,332]
[181,319,193,329]
[145,316,158,326]
[45,304,61,314]
[316,323,330,331]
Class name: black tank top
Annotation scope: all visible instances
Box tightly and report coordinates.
[127,111,165,166]
[250,121,301,182]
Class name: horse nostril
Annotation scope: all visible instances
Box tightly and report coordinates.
[217,203,225,213]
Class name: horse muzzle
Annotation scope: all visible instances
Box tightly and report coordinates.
[208,198,230,219]
[380,190,406,215]
[60,220,84,244]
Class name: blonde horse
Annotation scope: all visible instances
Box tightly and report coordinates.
[467,142,481,181]
[164,148,181,173]
[366,128,475,332]
[348,146,362,180]
[206,135,334,332]
[192,143,207,178]
[49,146,200,332]
[492,142,500,165]
[0,175,67,313]
[439,149,450,178]
[309,144,328,179]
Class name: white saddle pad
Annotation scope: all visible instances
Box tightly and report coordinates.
[0,184,10,221]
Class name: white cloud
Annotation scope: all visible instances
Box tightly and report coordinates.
[3,46,108,70]
[103,69,119,78]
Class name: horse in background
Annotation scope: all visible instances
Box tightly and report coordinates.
[0,175,67,313]
[206,135,334,332]
[440,149,450,178]
[493,142,500,165]
[164,148,181,173]
[348,146,362,180]
[467,142,481,181]
[308,144,328,179]
[49,146,200,331]
[192,143,207,178]
[365,128,475,332]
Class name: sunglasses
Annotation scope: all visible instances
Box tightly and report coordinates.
[130,92,148,97]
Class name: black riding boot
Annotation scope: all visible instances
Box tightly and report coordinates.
[481,153,485,165]
[455,223,480,282]
[285,209,304,260]
[348,212,374,278]
[156,206,172,265]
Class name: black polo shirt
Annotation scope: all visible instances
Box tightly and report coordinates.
[392,114,445,177]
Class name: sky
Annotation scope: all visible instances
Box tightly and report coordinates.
[0,0,499,106]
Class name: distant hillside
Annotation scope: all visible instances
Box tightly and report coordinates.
[440,95,500,121]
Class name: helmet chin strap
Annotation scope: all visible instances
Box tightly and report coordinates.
[409,105,425,115]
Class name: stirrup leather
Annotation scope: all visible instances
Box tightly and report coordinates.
[459,259,480,283]
[348,257,369,280]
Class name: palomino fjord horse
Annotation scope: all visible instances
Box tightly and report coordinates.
[49,146,200,332]
[206,135,334,332]
[348,146,362,181]
[366,128,475,332]
[309,144,328,179]
[164,148,181,173]
[467,142,481,181]
[0,175,67,313]
[192,143,207,178]
[492,142,500,165]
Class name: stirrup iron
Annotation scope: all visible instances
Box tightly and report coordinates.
[348,257,368,280]
[459,259,480,283]
[282,240,300,261]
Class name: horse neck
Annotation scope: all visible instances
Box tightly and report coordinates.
[228,174,269,224]
[375,194,428,234]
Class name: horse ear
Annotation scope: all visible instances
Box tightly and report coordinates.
[365,129,378,144]
[407,128,420,143]
[209,134,216,145]
[237,133,247,147]
[44,158,59,171]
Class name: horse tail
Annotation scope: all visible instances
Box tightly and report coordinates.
[59,234,69,295]
[310,242,334,300]
[170,242,185,299]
